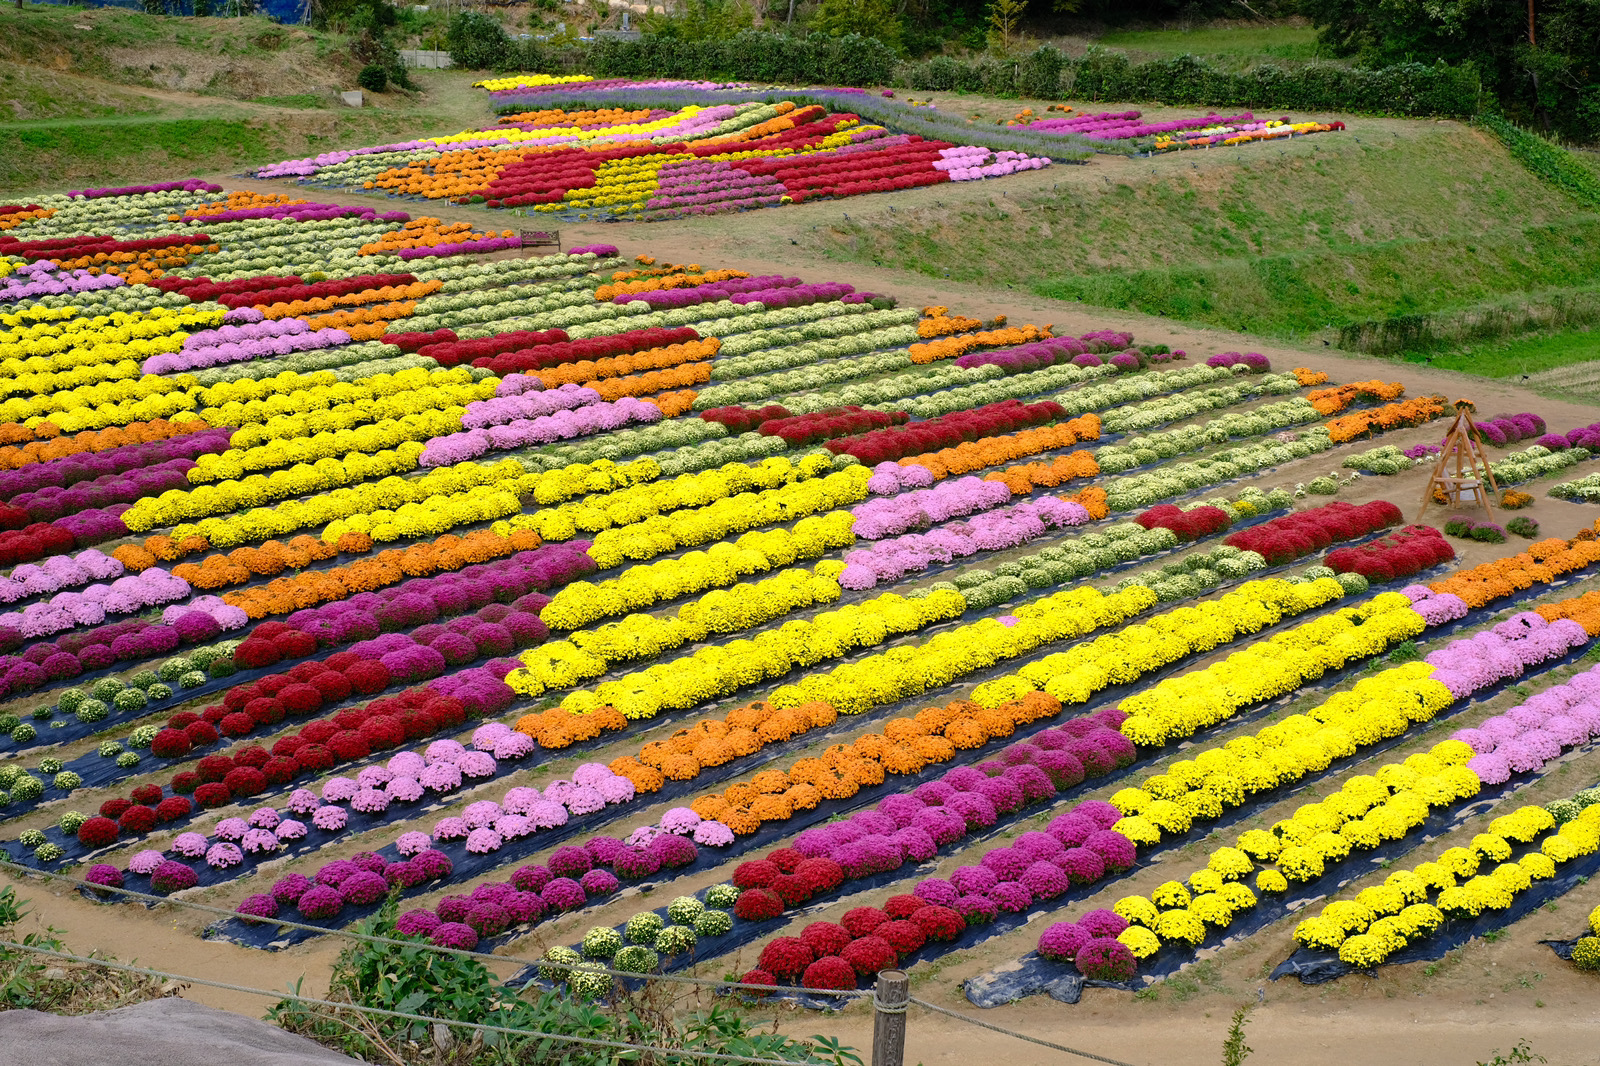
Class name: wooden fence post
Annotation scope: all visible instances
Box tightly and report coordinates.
[871,969,909,1066]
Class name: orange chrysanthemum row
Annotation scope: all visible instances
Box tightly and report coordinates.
[897,414,1103,480]
[0,417,211,469]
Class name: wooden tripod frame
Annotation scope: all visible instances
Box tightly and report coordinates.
[1418,400,1500,521]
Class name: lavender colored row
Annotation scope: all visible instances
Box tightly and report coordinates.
[421,397,664,466]
[850,476,1015,540]
[839,496,1092,590]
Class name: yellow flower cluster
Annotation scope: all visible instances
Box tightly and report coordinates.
[529,457,663,505]
[1119,734,1479,963]
[561,154,685,213]
[1298,803,1600,967]
[1116,589,1426,747]
[550,453,835,535]
[0,306,221,386]
[519,563,844,686]
[977,578,1346,714]
[1110,663,1456,849]
[194,366,493,429]
[541,519,852,631]
[585,468,869,569]
[520,587,969,720]
[189,412,461,484]
[149,458,525,547]
[472,73,594,91]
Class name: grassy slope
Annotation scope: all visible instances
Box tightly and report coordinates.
[1094,23,1323,62]
[0,5,492,196]
[816,122,1600,342]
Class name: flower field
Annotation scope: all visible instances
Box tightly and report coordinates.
[253,78,1064,221]
[1,167,1598,1019]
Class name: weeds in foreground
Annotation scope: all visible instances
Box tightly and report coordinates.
[270,896,862,1066]
[0,885,176,1014]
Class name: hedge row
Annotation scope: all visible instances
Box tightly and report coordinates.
[475,31,1484,119]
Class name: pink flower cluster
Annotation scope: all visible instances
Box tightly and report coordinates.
[1424,611,1589,700]
[839,496,1091,590]
[398,236,522,260]
[421,396,663,465]
[67,179,221,199]
[933,146,1050,181]
[865,461,937,496]
[1,568,192,638]
[1401,584,1470,626]
[0,549,124,605]
[1454,665,1600,784]
[850,476,1013,540]
[144,318,352,374]
[461,382,601,430]
[613,273,799,308]
[0,261,125,302]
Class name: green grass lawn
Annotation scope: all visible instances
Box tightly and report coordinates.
[819,124,1600,343]
[1415,330,1600,378]
[1095,24,1323,61]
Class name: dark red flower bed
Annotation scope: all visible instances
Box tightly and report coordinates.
[149,273,304,302]
[212,273,418,309]
[0,233,212,261]
[1325,524,1455,582]
[824,399,1065,464]
[759,406,909,447]
[699,405,792,434]
[1134,503,1233,542]
[449,327,702,375]
[1222,500,1402,565]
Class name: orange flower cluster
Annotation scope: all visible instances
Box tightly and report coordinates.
[681,693,1064,835]
[982,450,1100,494]
[1074,485,1110,519]
[365,144,522,198]
[0,417,208,470]
[642,389,698,418]
[603,700,836,790]
[898,414,1102,480]
[513,704,631,755]
[0,208,54,231]
[49,241,216,284]
[1428,536,1600,607]
[908,322,1051,363]
[1500,489,1534,510]
[496,106,654,127]
[1308,380,1406,415]
[594,268,747,302]
[1292,367,1330,387]
[258,279,440,321]
[302,299,421,340]
[222,528,535,619]
[1326,394,1446,443]
[172,536,340,589]
[587,362,711,402]
[915,313,985,339]
[531,338,721,387]
[358,216,517,256]
[173,191,307,220]
[1535,589,1600,636]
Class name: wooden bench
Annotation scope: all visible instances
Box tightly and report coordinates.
[519,229,561,253]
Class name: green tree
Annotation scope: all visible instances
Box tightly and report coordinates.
[811,0,902,49]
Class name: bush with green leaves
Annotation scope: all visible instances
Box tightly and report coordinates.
[52,771,81,792]
[704,883,739,909]
[129,725,159,749]
[10,724,35,744]
[624,911,664,945]
[58,812,87,835]
[158,659,192,683]
[115,752,141,769]
[665,896,704,924]
[89,679,124,702]
[655,924,697,956]
[112,689,148,713]
[581,926,622,960]
[612,944,660,974]
[38,758,60,776]
[56,689,86,713]
[74,699,108,724]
